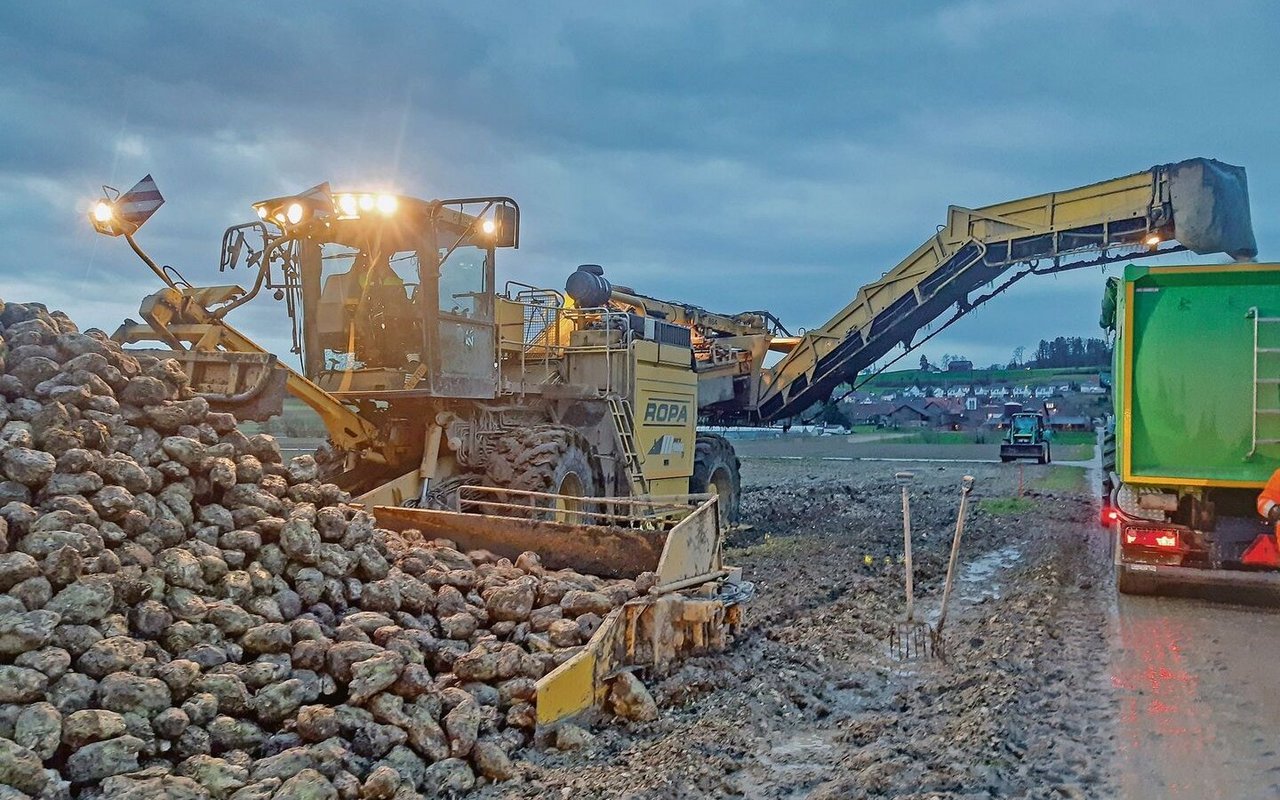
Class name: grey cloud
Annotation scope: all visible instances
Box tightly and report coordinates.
[1,0,1277,379]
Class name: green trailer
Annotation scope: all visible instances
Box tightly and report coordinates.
[1102,263,1280,594]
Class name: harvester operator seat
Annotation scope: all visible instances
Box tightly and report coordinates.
[317,261,421,369]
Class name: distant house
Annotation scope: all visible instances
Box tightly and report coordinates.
[1080,384,1107,395]
[947,359,973,372]
[847,401,895,426]
[888,402,932,427]
[1049,415,1093,431]
[1033,386,1053,399]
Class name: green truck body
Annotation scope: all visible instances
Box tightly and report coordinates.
[1110,263,1280,488]
[1104,263,1280,594]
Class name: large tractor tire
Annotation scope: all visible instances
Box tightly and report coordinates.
[486,426,602,520]
[690,433,741,526]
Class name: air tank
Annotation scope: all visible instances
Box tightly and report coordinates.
[565,264,612,308]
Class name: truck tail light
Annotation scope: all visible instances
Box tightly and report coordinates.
[1122,527,1181,549]
[1100,506,1119,528]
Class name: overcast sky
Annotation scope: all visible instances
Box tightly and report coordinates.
[3,1,1277,371]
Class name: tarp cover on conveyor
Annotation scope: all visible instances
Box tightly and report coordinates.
[1167,158,1257,261]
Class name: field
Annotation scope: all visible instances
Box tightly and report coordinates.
[494,454,1119,797]
[857,364,1107,389]
[729,428,1097,463]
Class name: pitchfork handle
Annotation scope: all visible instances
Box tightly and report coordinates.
[936,476,974,634]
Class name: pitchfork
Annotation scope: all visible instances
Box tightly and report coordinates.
[890,473,976,661]
[889,471,931,659]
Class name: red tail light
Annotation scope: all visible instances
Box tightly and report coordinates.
[1099,506,1119,528]
[1122,527,1181,549]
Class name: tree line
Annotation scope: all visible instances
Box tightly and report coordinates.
[1015,337,1111,369]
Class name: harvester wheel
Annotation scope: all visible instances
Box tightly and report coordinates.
[486,426,602,521]
[691,433,741,526]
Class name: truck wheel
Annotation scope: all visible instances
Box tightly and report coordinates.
[1044,444,1052,464]
[486,426,602,520]
[691,433,741,526]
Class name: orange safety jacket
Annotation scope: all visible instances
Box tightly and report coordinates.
[1257,469,1280,531]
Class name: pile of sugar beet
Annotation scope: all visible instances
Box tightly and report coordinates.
[0,301,661,800]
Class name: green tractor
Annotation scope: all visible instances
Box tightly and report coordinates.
[1000,412,1052,464]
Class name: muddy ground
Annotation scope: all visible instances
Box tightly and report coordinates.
[481,455,1116,799]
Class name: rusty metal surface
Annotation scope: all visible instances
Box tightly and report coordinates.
[372,505,670,578]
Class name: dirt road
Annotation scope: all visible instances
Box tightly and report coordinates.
[1110,595,1280,798]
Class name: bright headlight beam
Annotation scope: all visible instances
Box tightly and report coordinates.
[92,202,113,223]
[337,194,358,217]
[481,219,496,235]
[358,194,375,211]
[376,194,398,214]
[286,202,305,225]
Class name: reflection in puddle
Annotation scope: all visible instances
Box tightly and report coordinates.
[958,545,1023,600]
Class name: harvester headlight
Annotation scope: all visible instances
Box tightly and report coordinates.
[376,194,398,215]
[481,219,496,235]
[358,194,375,212]
[255,205,268,219]
[273,210,287,224]
[337,194,359,218]
[1144,233,1161,247]
[286,202,305,225]
[92,201,114,223]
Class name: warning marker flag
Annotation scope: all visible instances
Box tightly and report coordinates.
[90,174,165,237]
[115,174,165,230]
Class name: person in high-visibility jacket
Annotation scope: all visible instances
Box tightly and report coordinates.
[1257,468,1280,532]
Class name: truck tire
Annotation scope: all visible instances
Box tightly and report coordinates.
[486,426,602,519]
[690,433,741,525]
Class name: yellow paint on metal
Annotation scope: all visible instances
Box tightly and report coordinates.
[759,164,1185,413]
[535,638,602,725]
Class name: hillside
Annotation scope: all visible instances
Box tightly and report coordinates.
[857,365,1108,390]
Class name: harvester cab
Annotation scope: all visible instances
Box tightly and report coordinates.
[1000,412,1052,464]
[228,187,520,399]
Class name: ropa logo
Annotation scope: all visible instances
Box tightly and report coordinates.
[643,400,689,425]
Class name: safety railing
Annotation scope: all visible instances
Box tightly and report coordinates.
[497,300,637,396]
[454,485,712,529]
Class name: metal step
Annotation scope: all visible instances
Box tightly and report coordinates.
[607,397,649,499]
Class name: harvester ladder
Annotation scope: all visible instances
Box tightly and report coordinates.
[1248,307,1280,457]
[607,397,650,498]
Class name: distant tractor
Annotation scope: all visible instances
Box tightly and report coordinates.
[1001,412,1052,464]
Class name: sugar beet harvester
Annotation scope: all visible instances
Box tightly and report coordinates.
[89,180,748,726]
[88,156,1254,714]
